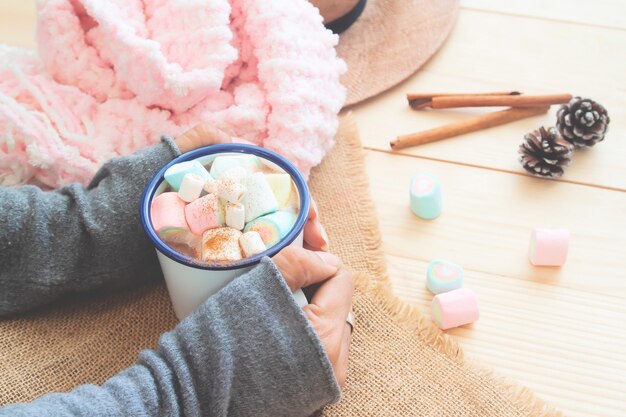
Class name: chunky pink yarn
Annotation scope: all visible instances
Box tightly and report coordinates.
[0,0,345,187]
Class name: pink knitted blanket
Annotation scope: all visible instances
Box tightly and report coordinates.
[0,0,346,187]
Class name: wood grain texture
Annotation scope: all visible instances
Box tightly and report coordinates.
[364,150,626,297]
[349,10,626,190]
[461,0,626,30]
[385,255,626,417]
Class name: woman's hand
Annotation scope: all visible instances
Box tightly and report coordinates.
[272,246,353,386]
[174,124,232,153]
[176,124,351,383]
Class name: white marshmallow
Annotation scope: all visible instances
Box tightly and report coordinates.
[218,177,247,203]
[225,202,245,230]
[243,173,279,222]
[178,173,205,203]
[204,178,219,195]
[210,155,260,178]
[201,227,243,262]
[239,231,267,257]
[221,166,248,183]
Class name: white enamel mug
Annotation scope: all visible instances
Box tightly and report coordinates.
[140,144,311,320]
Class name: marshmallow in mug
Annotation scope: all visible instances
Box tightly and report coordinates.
[210,155,261,179]
[150,153,299,263]
[164,160,212,191]
[244,211,296,247]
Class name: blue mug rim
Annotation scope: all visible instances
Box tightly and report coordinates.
[140,144,311,271]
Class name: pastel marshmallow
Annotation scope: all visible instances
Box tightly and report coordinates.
[244,210,295,248]
[221,166,248,183]
[218,177,247,203]
[410,173,442,220]
[178,173,205,203]
[203,178,219,195]
[164,161,212,191]
[184,193,220,235]
[431,288,479,330]
[529,228,569,266]
[265,173,292,208]
[225,202,245,230]
[201,227,243,262]
[209,155,261,179]
[239,231,267,257]
[150,192,189,231]
[158,227,200,248]
[426,260,464,294]
[243,172,279,222]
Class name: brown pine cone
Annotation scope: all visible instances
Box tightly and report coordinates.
[519,126,573,178]
[556,97,609,148]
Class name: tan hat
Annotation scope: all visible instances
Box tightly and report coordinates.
[319,0,459,106]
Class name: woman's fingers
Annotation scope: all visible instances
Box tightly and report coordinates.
[309,268,353,322]
[302,270,354,387]
[303,198,329,252]
[272,246,341,292]
[175,123,232,153]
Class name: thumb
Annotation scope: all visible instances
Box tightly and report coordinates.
[272,246,342,292]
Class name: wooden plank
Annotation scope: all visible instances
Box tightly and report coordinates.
[364,149,626,297]
[0,2,36,48]
[461,0,626,30]
[349,10,626,190]
[386,254,626,417]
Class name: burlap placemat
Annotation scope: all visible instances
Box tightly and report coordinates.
[0,115,561,416]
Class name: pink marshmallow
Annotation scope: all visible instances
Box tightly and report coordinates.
[184,193,220,236]
[150,192,189,232]
[529,228,570,266]
[431,288,479,330]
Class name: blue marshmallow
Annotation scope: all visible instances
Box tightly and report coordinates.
[426,259,464,294]
[410,173,442,220]
[164,161,212,192]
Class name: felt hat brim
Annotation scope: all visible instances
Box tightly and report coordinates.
[336,0,459,106]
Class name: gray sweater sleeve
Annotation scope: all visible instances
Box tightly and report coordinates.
[0,138,181,316]
[0,258,342,417]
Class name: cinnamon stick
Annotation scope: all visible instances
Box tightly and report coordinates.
[390,106,550,150]
[428,93,571,109]
[407,91,521,110]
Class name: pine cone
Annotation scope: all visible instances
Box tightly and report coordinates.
[556,97,609,148]
[519,126,573,178]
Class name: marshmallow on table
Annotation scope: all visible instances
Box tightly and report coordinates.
[184,193,220,235]
[151,192,189,231]
[265,173,292,208]
[244,210,295,247]
[426,260,464,294]
[243,172,279,222]
[164,160,212,191]
[410,173,442,220]
[210,155,261,179]
[225,202,245,230]
[201,227,243,262]
[239,231,267,257]
[529,228,570,266]
[431,288,479,330]
[218,177,247,203]
[178,173,205,203]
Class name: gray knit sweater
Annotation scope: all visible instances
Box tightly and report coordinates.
[0,140,341,416]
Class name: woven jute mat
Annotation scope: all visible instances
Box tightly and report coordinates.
[0,115,561,416]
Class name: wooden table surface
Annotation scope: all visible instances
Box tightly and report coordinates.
[1,2,624,416]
